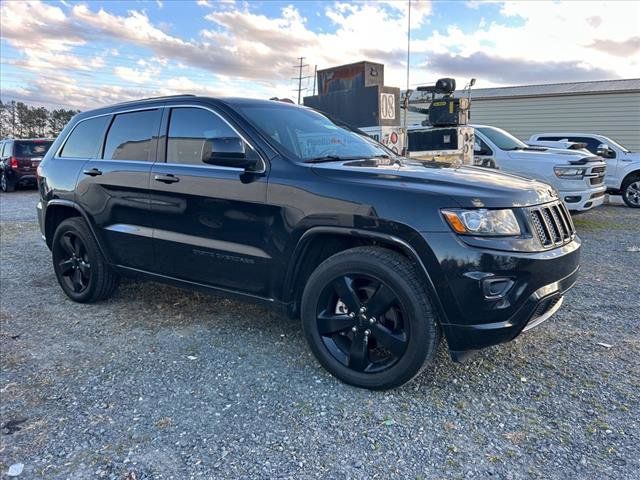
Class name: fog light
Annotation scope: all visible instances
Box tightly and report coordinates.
[564,196,581,203]
[482,277,514,300]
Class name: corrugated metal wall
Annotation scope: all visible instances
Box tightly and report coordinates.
[407,91,640,150]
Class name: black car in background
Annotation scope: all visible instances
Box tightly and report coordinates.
[36,96,581,389]
[0,138,54,192]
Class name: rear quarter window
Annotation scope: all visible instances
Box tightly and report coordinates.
[60,116,110,159]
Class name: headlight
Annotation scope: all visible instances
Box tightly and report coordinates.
[442,209,521,236]
[554,167,586,178]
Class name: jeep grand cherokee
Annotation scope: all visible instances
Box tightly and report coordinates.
[36,96,580,390]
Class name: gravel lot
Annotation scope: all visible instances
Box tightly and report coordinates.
[1,189,639,480]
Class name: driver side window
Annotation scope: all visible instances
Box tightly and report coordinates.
[167,107,241,165]
[474,137,493,156]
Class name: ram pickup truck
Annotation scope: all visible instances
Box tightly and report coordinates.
[408,125,607,212]
[529,133,640,208]
[37,96,581,390]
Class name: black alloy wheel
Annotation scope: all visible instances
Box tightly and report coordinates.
[302,246,439,390]
[56,231,92,294]
[52,217,119,303]
[315,274,409,373]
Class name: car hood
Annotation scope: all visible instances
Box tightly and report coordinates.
[506,148,602,165]
[311,159,558,209]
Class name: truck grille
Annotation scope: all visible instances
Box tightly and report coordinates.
[590,177,604,185]
[529,202,575,248]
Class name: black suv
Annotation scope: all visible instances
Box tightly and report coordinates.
[1,138,53,192]
[37,96,580,389]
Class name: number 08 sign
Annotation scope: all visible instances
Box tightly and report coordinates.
[380,93,396,120]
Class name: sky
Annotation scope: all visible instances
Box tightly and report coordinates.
[1,0,639,110]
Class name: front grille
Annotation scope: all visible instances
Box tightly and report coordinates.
[590,176,604,185]
[529,201,575,248]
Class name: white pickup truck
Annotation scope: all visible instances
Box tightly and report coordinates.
[529,133,640,208]
[407,124,607,212]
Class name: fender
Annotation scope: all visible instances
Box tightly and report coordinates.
[44,199,113,264]
[283,225,449,324]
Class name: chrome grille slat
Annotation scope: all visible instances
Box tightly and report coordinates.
[529,201,575,249]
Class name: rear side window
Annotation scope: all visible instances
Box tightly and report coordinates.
[60,117,109,158]
[103,110,161,161]
[166,107,238,165]
[1,142,10,157]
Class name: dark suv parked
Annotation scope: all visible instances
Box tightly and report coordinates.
[37,96,581,389]
[0,138,53,192]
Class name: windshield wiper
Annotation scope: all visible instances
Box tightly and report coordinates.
[304,153,392,164]
[304,155,363,163]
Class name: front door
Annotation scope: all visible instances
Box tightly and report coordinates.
[76,109,162,271]
[149,106,273,296]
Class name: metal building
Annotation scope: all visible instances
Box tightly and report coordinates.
[407,78,640,151]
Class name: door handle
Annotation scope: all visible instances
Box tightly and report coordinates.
[83,168,102,176]
[154,174,180,184]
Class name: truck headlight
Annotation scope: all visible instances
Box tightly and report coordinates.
[554,167,586,179]
[442,209,521,236]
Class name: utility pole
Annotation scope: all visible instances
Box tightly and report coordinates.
[312,65,317,96]
[292,57,311,104]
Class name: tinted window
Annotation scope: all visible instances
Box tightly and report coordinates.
[167,107,238,165]
[15,140,53,157]
[60,116,109,158]
[104,110,161,161]
[565,137,602,155]
[538,136,562,141]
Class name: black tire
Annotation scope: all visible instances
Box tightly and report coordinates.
[1,171,15,192]
[52,217,119,303]
[621,174,640,208]
[301,246,440,390]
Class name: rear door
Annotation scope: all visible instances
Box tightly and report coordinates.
[149,105,272,296]
[76,108,162,271]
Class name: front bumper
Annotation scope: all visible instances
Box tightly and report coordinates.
[559,186,606,211]
[415,231,581,355]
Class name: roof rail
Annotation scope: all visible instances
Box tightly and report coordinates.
[111,94,197,107]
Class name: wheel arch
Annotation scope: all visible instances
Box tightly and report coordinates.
[282,226,448,324]
[44,200,111,262]
[621,169,640,188]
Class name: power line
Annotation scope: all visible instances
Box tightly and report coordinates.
[291,57,312,105]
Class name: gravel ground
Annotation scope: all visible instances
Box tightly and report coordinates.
[1,189,639,480]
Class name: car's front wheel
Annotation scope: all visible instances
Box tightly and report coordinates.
[621,174,640,208]
[301,246,439,390]
[52,217,119,303]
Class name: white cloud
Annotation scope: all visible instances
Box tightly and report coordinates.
[2,0,639,110]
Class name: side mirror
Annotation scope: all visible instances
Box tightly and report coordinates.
[202,137,260,170]
[596,143,615,159]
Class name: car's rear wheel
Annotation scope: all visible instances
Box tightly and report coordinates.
[621,174,640,208]
[301,246,439,390]
[52,217,119,303]
[1,172,15,192]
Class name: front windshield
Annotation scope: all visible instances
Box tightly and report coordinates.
[477,126,528,151]
[236,103,391,162]
[603,137,630,153]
